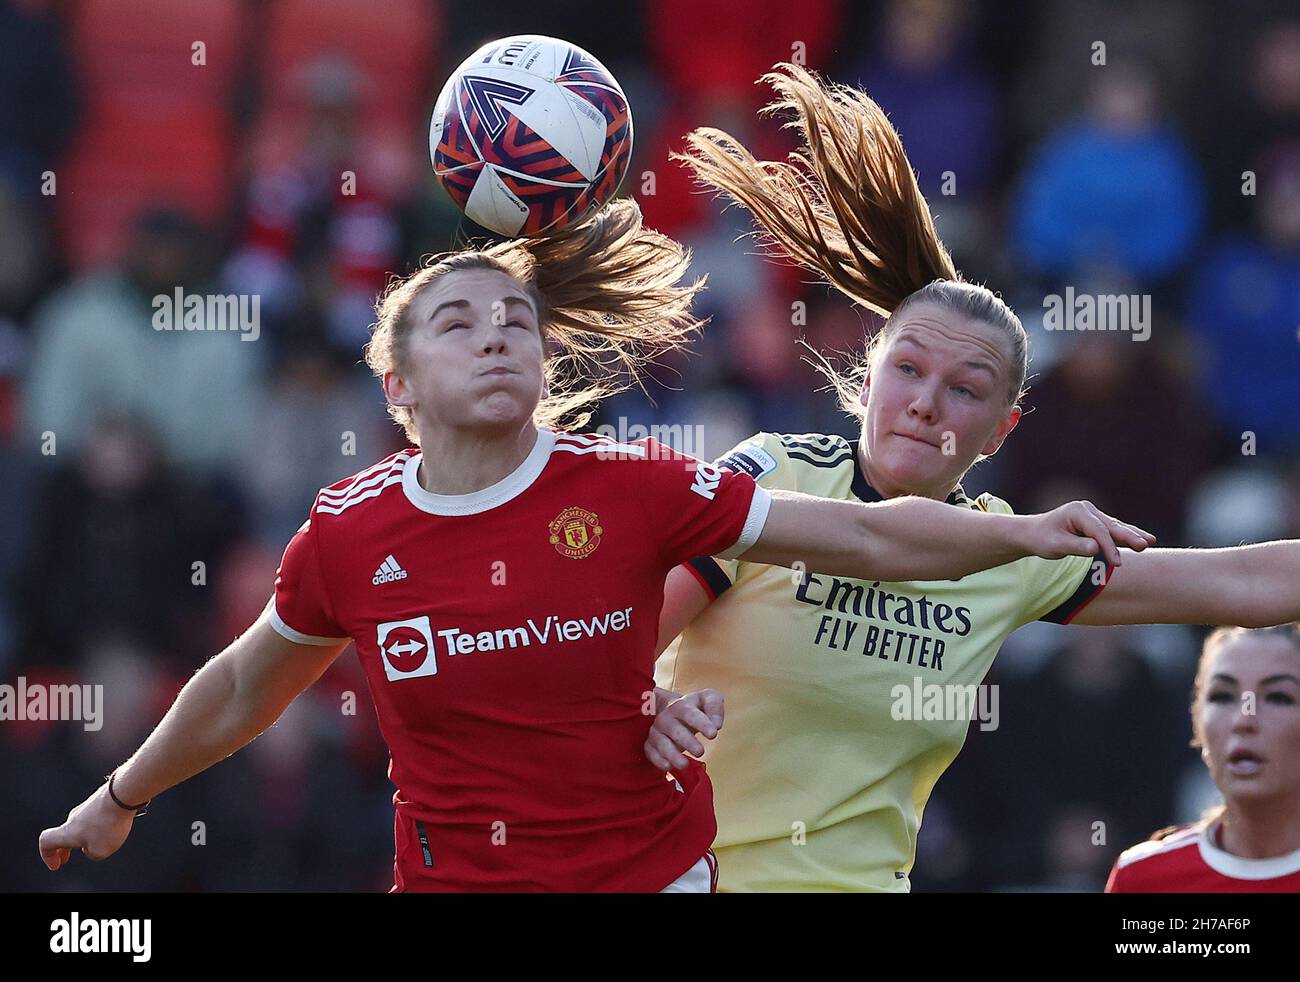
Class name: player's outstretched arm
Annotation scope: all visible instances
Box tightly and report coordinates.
[1071,541,1300,627]
[38,602,349,871]
[741,492,1155,583]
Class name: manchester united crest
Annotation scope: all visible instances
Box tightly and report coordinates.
[548,506,603,559]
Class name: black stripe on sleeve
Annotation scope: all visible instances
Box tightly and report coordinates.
[778,433,850,459]
[783,451,855,469]
[1039,558,1113,624]
[686,557,733,600]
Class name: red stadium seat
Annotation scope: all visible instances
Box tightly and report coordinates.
[260,0,440,129]
[56,104,233,266]
[69,0,244,114]
[245,0,440,200]
[56,0,247,265]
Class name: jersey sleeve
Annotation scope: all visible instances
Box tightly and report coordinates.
[682,433,791,600]
[633,437,772,573]
[1016,551,1113,626]
[270,507,349,646]
[976,494,1114,627]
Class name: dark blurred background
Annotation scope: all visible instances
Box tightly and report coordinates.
[1,0,1297,891]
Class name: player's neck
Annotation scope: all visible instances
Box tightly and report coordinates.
[416,424,541,495]
[1218,798,1300,860]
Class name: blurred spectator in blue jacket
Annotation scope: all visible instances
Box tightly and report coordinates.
[1012,61,1206,284]
[1185,141,1300,456]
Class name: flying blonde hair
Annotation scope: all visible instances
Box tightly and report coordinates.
[674,62,1028,412]
[365,199,706,443]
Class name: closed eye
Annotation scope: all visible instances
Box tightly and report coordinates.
[1207,691,1234,703]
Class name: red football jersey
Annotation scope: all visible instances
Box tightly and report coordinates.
[271,429,770,891]
[1106,820,1300,892]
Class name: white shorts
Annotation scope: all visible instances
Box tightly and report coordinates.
[659,850,718,893]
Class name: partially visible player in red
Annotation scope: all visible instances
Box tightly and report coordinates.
[1107,624,1300,892]
[38,200,1150,892]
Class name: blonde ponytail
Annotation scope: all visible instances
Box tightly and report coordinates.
[366,199,706,442]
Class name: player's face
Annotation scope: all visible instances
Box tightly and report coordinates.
[858,305,1021,499]
[1197,636,1300,803]
[390,268,546,434]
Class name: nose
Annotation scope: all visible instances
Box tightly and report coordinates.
[1231,697,1260,733]
[480,319,508,355]
[907,383,940,425]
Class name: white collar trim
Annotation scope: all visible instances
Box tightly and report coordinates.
[402,429,556,516]
[1197,818,1300,879]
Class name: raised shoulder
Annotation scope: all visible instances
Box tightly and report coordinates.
[1115,824,1202,870]
[714,432,853,495]
[551,431,651,460]
[773,432,854,467]
[313,449,417,519]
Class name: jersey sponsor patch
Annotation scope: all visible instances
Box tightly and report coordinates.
[378,616,439,681]
[716,445,778,481]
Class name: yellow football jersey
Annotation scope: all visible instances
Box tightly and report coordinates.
[655,432,1109,892]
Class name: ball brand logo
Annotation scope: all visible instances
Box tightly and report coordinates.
[493,40,531,66]
[377,616,438,682]
[549,506,603,559]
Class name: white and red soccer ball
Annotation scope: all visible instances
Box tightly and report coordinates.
[430,35,634,236]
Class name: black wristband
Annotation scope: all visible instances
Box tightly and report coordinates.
[107,772,150,816]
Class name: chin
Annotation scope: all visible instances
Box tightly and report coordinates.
[878,454,948,494]
[1219,775,1278,801]
[473,393,536,428]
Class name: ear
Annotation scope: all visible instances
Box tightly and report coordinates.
[857,373,871,410]
[383,369,414,410]
[979,405,1022,457]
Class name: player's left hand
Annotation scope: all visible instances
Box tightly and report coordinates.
[644,688,724,772]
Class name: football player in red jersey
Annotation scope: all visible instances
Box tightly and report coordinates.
[38,200,1152,892]
[1107,625,1300,892]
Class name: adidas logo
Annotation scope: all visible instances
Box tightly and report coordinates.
[372,555,408,585]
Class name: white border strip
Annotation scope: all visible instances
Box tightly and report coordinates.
[716,486,772,560]
[270,604,349,647]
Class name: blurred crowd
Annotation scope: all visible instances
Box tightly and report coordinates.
[1,0,1297,891]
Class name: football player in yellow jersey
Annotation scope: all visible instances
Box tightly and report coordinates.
[645,63,1300,892]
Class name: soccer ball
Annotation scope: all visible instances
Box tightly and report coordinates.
[430,35,633,236]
